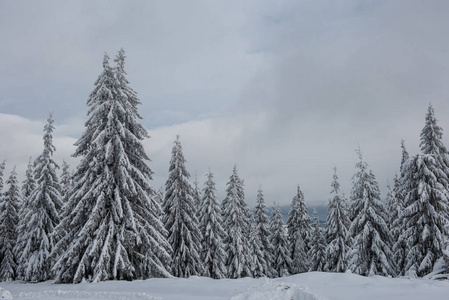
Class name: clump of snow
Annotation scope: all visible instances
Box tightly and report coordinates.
[230,279,323,300]
[423,257,449,280]
[0,287,13,299]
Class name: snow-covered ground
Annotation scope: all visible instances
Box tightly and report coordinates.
[1,272,448,300]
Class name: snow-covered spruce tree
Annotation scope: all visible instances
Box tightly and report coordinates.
[270,203,292,277]
[198,170,226,279]
[163,136,203,277]
[221,165,252,278]
[0,161,5,271]
[308,209,326,272]
[19,157,36,232]
[52,50,171,283]
[253,188,274,277]
[395,105,449,277]
[21,157,36,203]
[192,174,202,214]
[390,140,410,276]
[386,176,401,236]
[14,114,62,282]
[347,150,394,276]
[324,167,350,272]
[153,187,164,220]
[249,221,266,278]
[60,160,73,204]
[287,186,310,274]
[0,167,20,282]
[0,161,5,192]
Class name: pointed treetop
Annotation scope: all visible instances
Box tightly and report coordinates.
[114,48,126,73]
[43,113,56,157]
[103,52,110,68]
[355,145,363,161]
[400,140,409,165]
[420,103,446,155]
[0,160,6,192]
[331,167,340,194]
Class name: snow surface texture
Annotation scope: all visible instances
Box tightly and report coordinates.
[1,272,449,300]
[230,279,321,300]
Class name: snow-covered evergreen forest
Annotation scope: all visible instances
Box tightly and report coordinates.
[1,50,449,284]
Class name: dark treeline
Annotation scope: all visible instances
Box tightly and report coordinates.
[0,50,448,283]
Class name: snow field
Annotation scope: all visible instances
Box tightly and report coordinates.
[1,272,449,300]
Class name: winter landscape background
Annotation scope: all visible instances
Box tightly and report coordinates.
[2,0,449,299]
[2,0,449,207]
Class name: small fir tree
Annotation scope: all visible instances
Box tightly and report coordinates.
[308,209,326,272]
[0,167,20,282]
[249,222,266,278]
[198,170,226,279]
[163,136,203,277]
[253,188,274,277]
[287,186,310,274]
[15,115,62,282]
[221,165,252,278]
[347,150,394,276]
[324,167,350,272]
[390,140,410,276]
[270,203,292,277]
[0,161,5,270]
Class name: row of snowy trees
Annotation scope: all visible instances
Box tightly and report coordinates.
[1,50,449,283]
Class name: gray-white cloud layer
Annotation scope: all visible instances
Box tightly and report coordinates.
[1,0,449,207]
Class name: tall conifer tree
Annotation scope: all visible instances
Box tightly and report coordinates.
[396,104,449,277]
[53,51,171,283]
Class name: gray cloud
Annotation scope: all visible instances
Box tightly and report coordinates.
[1,1,449,208]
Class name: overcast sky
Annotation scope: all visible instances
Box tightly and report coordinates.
[1,0,449,208]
